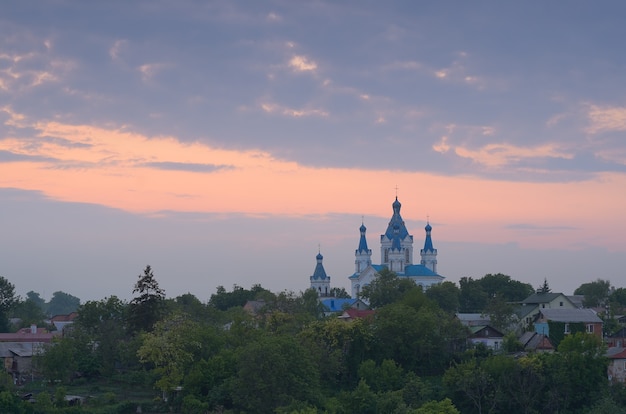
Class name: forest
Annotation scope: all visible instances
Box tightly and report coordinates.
[1,267,626,414]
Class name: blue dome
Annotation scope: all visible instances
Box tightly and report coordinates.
[360,223,367,233]
[425,223,432,232]
[392,197,401,211]
[316,252,323,261]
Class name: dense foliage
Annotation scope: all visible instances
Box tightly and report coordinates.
[2,269,626,413]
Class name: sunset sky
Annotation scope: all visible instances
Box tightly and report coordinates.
[2,1,626,303]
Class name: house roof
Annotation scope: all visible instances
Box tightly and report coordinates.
[469,325,504,337]
[539,308,602,323]
[338,308,375,320]
[0,342,45,357]
[455,313,491,326]
[321,298,358,312]
[519,332,554,351]
[0,331,58,343]
[522,292,566,304]
[609,327,626,338]
[606,347,626,359]
[49,312,78,322]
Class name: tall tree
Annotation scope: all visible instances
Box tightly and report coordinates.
[425,281,460,313]
[46,291,81,316]
[574,279,612,308]
[536,278,551,294]
[0,276,17,332]
[128,265,166,333]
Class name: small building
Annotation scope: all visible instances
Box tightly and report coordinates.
[48,312,78,332]
[320,298,369,317]
[607,347,626,384]
[337,308,375,322]
[518,331,554,352]
[607,327,626,348]
[0,325,59,382]
[468,325,504,351]
[515,292,578,329]
[534,308,603,338]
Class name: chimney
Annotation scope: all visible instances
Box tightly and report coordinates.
[31,324,37,334]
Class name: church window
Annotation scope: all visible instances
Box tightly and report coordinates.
[405,249,410,263]
[384,249,389,262]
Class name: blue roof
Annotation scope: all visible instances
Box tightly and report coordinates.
[320,298,357,312]
[350,264,438,279]
[349,264,384,279]
[357,223,370,253]
[422,222,434,252]
[310,253,328,280]
[403,264,439,277]
[384,197,410,248]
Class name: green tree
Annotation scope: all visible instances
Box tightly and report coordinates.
[330,287,351,299]
[575,279,612,308]
[128,265,166,333]
[11,298,47,328]
[46,291,80,317]
[483,296,518,333]
[357,359,404,393]
[208,284,271,311]
[138,313,203,397]
[360,268,418,308]
[415,398,460,414]
[425,281,460,313]
[536,278,551,294]
[444,359,498,414]
[459,277,488,313]
[478,273,534,302]
[232,334,321,414]
[0,276,17,332]
[75,296,128,376]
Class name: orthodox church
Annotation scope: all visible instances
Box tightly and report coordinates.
[309,197,444,298]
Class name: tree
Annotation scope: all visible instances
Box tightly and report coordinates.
[425,281,460,313]
[232,333,321,413]
[46,291,81,316]
[575,279,612,308]
[483,296,518,333]
[76,296,128,376]
[138,313,203,397]
[0,276,17,332]
[360,269,418,308]
[11,298,47,328]
[478,273,534,302]
[415,398,460,414]
[330,287,351,299]
[459,277,488,313]
[536,278,551,294]
[128,265,166,333]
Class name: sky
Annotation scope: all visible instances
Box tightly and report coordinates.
[2,1,626,303]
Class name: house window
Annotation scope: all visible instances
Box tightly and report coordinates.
[587,324,594,334]
[564,323,570,334]
[560,302,563,306]
[542,304,545,308]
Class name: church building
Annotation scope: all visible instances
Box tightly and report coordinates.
[309,197,444,298]
[349,196,444,298]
